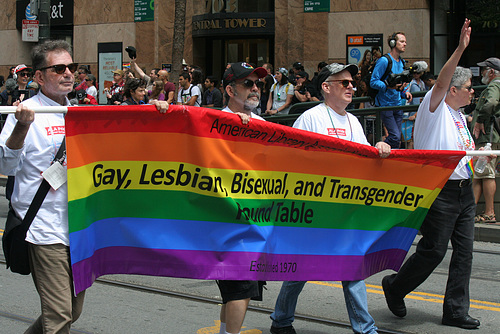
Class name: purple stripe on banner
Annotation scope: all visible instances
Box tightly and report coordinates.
[72,247,407,294]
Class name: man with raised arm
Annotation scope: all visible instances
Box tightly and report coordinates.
[381,19,481,330]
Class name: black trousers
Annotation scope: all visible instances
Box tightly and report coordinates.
[386,179,475,317]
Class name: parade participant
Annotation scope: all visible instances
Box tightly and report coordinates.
[0,40,168,334]
[270,63,390,334]
[381,19,481,330]
[216,61,268,334]
[471,57,500,224]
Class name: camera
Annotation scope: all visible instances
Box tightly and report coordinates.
[385,70,412,87]
[76,89,86,100]
[125,46,136,59]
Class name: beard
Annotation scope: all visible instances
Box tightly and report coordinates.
[481,72,490,85]
[234,90,260,111]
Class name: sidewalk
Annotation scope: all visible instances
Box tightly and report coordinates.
[1,176,499,244]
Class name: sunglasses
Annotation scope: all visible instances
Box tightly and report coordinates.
[38,63,79,74]
[240,79,259,88]
[85,78,92,81]
[17,72,31,77]
[325,79,355,88]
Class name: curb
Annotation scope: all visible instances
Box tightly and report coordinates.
[475,223,500,244]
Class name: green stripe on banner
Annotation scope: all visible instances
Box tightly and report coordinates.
[68,189,429,233]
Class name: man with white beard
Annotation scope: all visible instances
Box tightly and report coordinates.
[222,62,267,120]
[471,57,500,224]
[215,61,267,334]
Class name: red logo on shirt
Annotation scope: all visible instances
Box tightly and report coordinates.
[45,126,65,136]
[327,128,346,137]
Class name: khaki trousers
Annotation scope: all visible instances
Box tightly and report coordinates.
[25,243,85,334]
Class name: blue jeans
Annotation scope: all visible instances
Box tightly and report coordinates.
[381,109,403,148]
[270,280,377,334]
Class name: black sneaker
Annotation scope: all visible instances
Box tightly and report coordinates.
[382,275,406,317]
[270,325,296,334]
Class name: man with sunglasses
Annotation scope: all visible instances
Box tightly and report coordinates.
[270,63,390,334]
[382,19,481,330]
[214,62,267,334]
[0,40,167,334]
[0,39,84,334]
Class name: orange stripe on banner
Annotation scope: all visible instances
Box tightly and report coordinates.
[67,132,451,189]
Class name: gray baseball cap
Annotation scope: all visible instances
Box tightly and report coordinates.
[477,57,500,71]
[317,63,358,90]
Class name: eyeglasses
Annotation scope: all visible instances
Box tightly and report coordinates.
[85,78,92,81]
[461,85,473,92]
[325,79,355,88]
[38,63,78,74]
[17,72,31,77]
[240,79,259,88]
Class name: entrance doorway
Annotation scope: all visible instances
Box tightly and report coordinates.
[225,38,270,66]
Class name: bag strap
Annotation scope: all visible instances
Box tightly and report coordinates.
[21,137,66,231]
[381,54,393,81]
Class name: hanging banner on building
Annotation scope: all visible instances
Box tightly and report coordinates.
[65,105,463,295]
[134,0,154,22]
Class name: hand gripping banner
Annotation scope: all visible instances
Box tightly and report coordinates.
[65,105,464,294]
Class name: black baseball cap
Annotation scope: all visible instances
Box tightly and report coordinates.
[223,62,267,87]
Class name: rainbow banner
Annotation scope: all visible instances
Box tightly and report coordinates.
[66,105,464,294]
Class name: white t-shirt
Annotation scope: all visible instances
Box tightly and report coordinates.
[0,92,69,245]
[271,82,294,114]
[222,107,265,121]
[414,87,474,180]
[86,85,98,99]
[293,103,370,145]
[177,84,202,107]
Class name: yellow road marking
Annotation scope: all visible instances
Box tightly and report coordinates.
[308,281,500,312]
[197,320,262,334]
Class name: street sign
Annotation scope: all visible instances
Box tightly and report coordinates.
[22,19,39,42]
[304,0,330,12]
[134,0,154,22]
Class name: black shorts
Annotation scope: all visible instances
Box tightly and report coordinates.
[216,280,261,303]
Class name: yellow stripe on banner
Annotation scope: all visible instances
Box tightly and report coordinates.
[309,281,500,312]
[68,161,438,211]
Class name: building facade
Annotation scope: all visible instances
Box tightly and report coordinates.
[0,0,498,83]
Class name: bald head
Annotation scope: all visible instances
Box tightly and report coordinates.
[158,70,169,82]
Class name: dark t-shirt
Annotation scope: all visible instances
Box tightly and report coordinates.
[291,81,319,104]
[164,81,176,102]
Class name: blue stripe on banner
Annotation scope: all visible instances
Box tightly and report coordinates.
[69,218,418,264]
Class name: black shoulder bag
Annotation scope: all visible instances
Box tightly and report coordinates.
[2,138,66,275]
